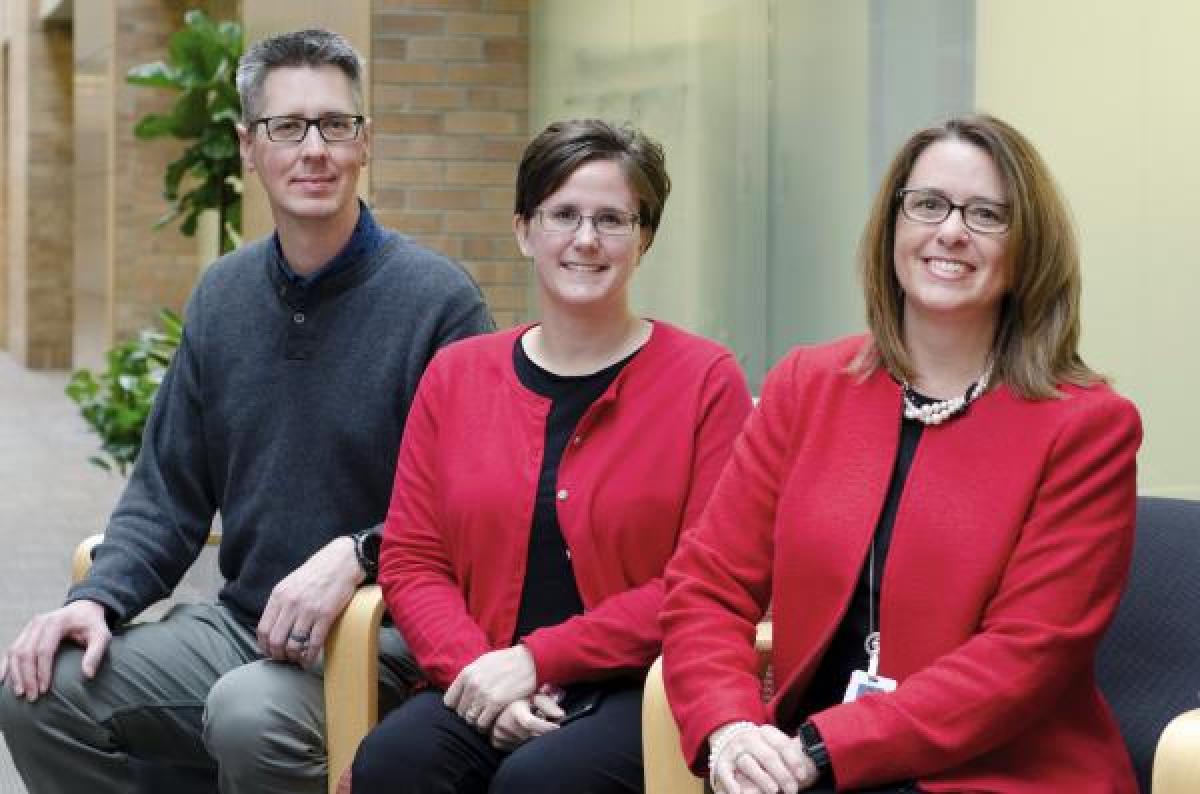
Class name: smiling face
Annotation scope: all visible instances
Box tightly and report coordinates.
[893,139,1013,332]
[514,159,647,316]
[237,65,368,233]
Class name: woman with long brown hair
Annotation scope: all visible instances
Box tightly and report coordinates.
[661,114,1141,793]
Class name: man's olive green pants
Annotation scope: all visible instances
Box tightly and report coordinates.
[0,603,414,794]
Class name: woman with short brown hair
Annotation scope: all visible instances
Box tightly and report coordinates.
[352,119,752,793]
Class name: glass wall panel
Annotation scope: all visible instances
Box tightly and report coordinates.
[530,0,769,378]
[766,1,870,368]
[768,0,973,369]
[531,0,972,389]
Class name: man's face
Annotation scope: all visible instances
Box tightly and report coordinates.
[238,65,369,231]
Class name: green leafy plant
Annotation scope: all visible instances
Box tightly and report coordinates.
[66,310,184,476]
[127,9,243,253]
[69,12,240,474]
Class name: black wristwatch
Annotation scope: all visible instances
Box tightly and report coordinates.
[352,529,381,582]
[798,721,832,782]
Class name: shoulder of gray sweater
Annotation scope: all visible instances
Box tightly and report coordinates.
[178,237,275,337]
[374,230,485,298]
[201,236,273,285]
[187,237,272,302]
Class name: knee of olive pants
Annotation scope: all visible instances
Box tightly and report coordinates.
[203,623,417,794]
[0,603,257,794]
[0,650,144,794]
[204,659,327,794]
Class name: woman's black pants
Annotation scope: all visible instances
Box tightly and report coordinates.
[352,682,643,794]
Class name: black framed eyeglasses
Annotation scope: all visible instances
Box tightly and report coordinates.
[536,206,641,238]
[897,188,1011,234]
[253,114,365,143]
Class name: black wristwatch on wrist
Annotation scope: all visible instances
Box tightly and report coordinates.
[352,529,381,582]
[798,721,832,782]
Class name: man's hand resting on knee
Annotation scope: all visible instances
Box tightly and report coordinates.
[257,535,365,668]
[0,600,111,702]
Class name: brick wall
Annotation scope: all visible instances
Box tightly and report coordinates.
[71,0,239,370]
[110,0,239,343]
[0,48,8,351]
[371,0,530,328]
[5,0,74,369]
[27,18,74,369]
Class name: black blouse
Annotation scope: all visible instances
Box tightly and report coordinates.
[510,336,638,643]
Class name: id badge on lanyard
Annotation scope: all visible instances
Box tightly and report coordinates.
[847,531,899,703]
[842,633,897,703]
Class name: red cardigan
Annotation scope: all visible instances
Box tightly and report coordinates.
[661,335,1142,793]
[380,321,752,689]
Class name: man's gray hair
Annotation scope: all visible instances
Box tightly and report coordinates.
[236,29,364,122]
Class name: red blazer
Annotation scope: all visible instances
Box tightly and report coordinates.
[661,336,1142,792]
[381,321,752,689]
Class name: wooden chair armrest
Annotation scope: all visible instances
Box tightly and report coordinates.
[71,534,105,584]
[642,622,774,794]
[1153,708,1200,793]
[71,531,222,585]
[324,584,385,794]
[642,655,705,794]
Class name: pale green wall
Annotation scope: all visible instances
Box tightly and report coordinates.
[976,0,1199,497]
[530,0,1196,496]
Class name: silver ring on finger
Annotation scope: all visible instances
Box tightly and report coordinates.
[288,631,310,646]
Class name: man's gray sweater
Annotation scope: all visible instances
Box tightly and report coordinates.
[69,229,493,625]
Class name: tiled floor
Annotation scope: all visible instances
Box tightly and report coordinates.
[0,353,128,793]
[0,352,227,793]
[1,351,235,791]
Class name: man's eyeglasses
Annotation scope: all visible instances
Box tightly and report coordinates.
[253,114,365,143]
[897,188,1011,235]
[536,206,641,238]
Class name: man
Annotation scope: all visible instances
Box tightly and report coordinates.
[0,29,493,794]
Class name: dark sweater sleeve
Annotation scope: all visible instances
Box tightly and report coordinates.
[66,323,217,625]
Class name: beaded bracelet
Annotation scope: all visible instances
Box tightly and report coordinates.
[707,721,757,792]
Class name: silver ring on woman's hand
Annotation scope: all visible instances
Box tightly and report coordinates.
[288,631,310,645]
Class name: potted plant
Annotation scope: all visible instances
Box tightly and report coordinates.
[66,309,183,475]
[126,9,244,253]
[67,11,242,473]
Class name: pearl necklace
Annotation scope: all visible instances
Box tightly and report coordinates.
[902,360,994,426]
